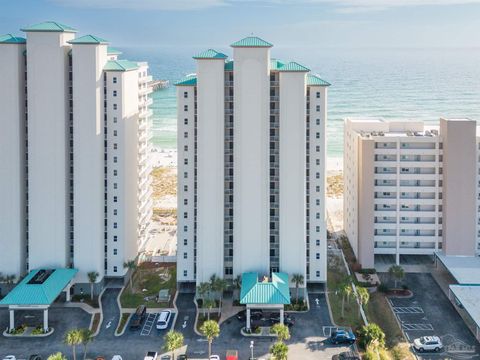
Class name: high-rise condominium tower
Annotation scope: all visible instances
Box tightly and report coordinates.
[0,22,152,294]
[176,37,330,290]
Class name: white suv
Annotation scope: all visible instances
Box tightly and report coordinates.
[413,336,443,352]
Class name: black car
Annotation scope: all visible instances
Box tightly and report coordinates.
[29,356,42,360]
[329,330,356,345]
[236,309,263,321]
[332,351,360,360]
[129,305,147,329]
[269,314,295,327]
[177,355,188,360]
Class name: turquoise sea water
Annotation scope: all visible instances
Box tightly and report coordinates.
[122,47,480,157]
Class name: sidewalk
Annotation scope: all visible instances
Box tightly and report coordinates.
[219,295,243,325]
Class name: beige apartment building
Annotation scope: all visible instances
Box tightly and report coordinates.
[344,118,478,268]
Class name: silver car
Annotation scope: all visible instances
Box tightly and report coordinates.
[413,336,443,352]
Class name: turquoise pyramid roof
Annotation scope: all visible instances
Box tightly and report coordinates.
[307,73,331,87]
[68,35,108,45]
[231,36,273,48]
[108,47,122,55]
[104,60,139,72]
[21,21,77,33]
[240,272,291,305]
[278,61,310,72]
[0,34,26,44]
[193,49,228,60]
[0,268,78,306]
[175,74,197,86]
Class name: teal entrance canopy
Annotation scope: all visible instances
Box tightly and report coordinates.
[0,268,77,306]
[240,272,291,305]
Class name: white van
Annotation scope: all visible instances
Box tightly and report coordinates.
[156,310,171,330]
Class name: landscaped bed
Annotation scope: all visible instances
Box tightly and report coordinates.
[120,263,176,308]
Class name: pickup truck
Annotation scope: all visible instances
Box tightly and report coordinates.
[144,352,157,360]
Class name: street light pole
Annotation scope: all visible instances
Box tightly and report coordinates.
[250,340,254,360]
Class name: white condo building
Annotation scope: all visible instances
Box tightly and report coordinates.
[176,37,330,289]
[0,22,152,294]
[344,118,479,268]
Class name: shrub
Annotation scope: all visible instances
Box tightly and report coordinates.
[359,268,377,274]
[401,285,409,291]
[378,284,389,293]
[362,347,377,360]
[391,343,411,360]
[358,323,386,349]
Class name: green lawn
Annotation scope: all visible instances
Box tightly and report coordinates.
[120,265,177,308]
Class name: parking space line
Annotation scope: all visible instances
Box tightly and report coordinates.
[141,313,158,336]
[393,307,424,314]
[402,323,434,331]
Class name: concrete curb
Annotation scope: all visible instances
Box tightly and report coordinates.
[3,327,55,338]
[54,301,99,314]
[114,313,132,337]
[91,287,107,336]
[171,290,179,331]
[193,297,202,336]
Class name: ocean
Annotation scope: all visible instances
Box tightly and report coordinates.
[122,47,480,158]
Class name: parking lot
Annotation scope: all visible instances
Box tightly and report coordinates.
[390,273,479,360]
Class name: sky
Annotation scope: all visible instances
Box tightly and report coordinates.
[2,0,480,49]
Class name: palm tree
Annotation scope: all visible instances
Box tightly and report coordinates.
[79,328,94,360]
[211,277,228,316]
[197,282,211,317]
[123,260,138,292]
[339,282,352,318]
[200,320,220,358]
[270,323,290,342]
[87,272,99,301]
[270,341,288,360]
[291,274,304,305]
[203,298,216,321]
[3,274,15,285]
[357,286,370,318]
[232,274,242,300]
[163,330,184,360]
[47,353,67,360]
[64,329,82,360]
[388,265,405,289]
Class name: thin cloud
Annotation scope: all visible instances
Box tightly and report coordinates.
[49,0,480,11]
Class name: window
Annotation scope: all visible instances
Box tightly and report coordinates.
[183,252,188,259]
[113,143,118,150]
[270,249,276,256]
[184,225,188,232]
[113,266,118,273]
[184,105,188,111]
[316,271,320,277]
[113,156,118,163]
[183,270,188,277]
[184,212,188,219]
[316,105,320,112]
[184,132,188,138]
[316,132,320,139]
[184,199,188,205]
[113,90,117,97]
[113,77,117,84]
[316,118,320,125]
[316,185,320,192]
[184,145,188,152]
[113,222,118,229]
[113,170,117,176]
[316,226,320,232]
[184,91,188,98]
[184,118,188,125]
[316,145,320,152]
[316,199,320,206]
[114,196,118,202]
[316,91,320,99]
[316,239,320,246]
[113,209,117,215]
[316,213,320,219]
[316,253,320,259]
[114,183,118,189]
[113,249,117,255]
[113,104,117,110]
[184,158,188,165]
[113,130,117,136]
[113,235,118,242]
[184,185,188,192]
[316,159,320,165]
[184,239,188,246]
[316,172,320,179]
[113,117,117,123]
[184,172,188,179]
[225,267,233,275]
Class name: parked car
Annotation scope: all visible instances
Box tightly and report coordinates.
[329,330,356,345]
[332,351,360,360]
[209,356,220,360]
[177,355,188,360]
[2,356,16,360]
[413,336,443,352]
[111,356,123,360]
[268,314,295,327]
[29,355,42,360]
[130,305,147,329]
[144,352,158,360]
[156,310,172,330]
[236,309,263,321]
[160,356,171,360]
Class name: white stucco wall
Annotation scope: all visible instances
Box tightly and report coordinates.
[196,59,225,284]
[176,85,196,282]
[26,31,74,270]
[278,71,307,281]
[0,43,26,279]
[233,47,271,277]
[72,44,107,283]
